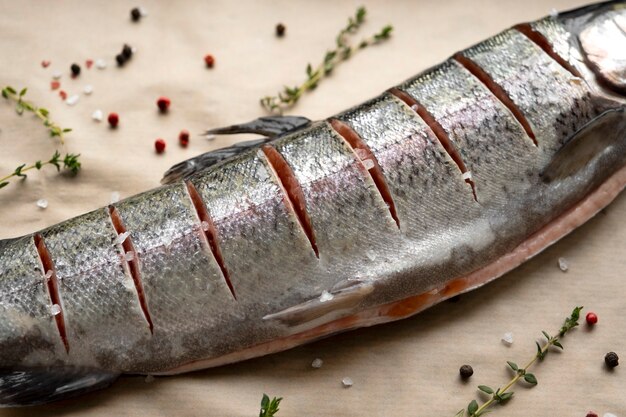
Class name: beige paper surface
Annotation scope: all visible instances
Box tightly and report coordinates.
[0,0,624,415]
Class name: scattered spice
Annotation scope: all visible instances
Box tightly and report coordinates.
[261,7,393,113]
[454,306,583,417]
[156,96,171,113]
[41,60,50,68]
[116,53,126,66]
[122,44,133,60]
[259,394,282,417]
[341,377,354,388]
[36,198,48,209]
[2,86,71,144]
[460,365,474,379]
[275,23,286,37]
[311,358,323,369]
[50,80,60,90]
[59,90,67,100]
[501,332,514,346]
[604,352,619,369]
[0,151,81,190]
[204,54,215,68]
[179,129,190,147]
[96,58,107,69]
[557,257,569,272]
[586,312,598,325]
[85,59,93,69]
[92,109,103,122]
[108,112,119,128]
[70,63,81,77]
[52,71,62,80]
[130,7,142,22]
[586,412,599,417]
[155,138,166,154]
[65,94,80,106]
[83,85,93,95]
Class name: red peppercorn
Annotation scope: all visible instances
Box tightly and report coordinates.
[41,60,50,68]
[50,81,60,90]
[86,59,94,69]
[586,312,598,325]
[179,129,190,147]
[59,90,67,100]
[155,138,166,154]
[586,412,599,417]
[204,54,215,68]
[156,96,171,113]
[108,112,119,128]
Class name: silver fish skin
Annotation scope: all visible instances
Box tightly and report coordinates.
[1,0,626,406]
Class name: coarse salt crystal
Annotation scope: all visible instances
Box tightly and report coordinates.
[362,159,375,170]
[502,332,514,346]
[558,257,569,272]
[52,71,62,79]
[110,191,120,203]
[462,171,473,181]
[311,358,323,369]
[124,251,135,262]
[201,221,210,231]
[354,148,368,160]
[36,199,48,209]
[92,109,103,122]
[66,94,80,106]
[50,304,61,316]
[45,270,53,280]
[549,8,558,18]
[411,104,419,111]
[604,413,617,417]
[139,7,148,16]
[114,231,130,245]
[95,59,107,69]
[144,375,155,383]
[341,377,353,387]
[83,85,93,95]
[319,290,334,302]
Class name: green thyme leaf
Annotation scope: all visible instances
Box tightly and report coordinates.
[468,399,479,415]
[0,182,8,189]
[478,385,494,395]
[524,373,537,385]
[507,361,518,371]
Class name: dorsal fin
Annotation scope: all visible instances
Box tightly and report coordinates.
[161,115,311,185]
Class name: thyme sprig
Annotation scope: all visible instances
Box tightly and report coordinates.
[260,7,393,113]
[259,394,282,417]
[455,306,583,417]
[2,85,71,144]
[0,151,81,189]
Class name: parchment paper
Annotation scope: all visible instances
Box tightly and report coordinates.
[0,0,624,415]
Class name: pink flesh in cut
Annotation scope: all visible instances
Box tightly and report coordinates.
[154,163,626,375]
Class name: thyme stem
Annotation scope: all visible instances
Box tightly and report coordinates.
[0,151,81,190]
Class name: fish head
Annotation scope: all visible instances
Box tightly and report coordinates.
[561,1,626,95]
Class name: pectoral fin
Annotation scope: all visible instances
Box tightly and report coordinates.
[0,367,119,407]
[542,107,626,183]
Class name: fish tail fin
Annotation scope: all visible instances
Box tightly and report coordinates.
[0,367,120,407]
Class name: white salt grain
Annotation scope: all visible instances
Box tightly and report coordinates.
[311,358,323,369]
[558,257,569,272]
[83,85,93,95]
[52,71,62,79]
[549,8,558,18]
[354,148,368,160]
[319,290,334,302]
[411,104,419,111]
[114,231,130,245]
[341,377,353,387]
[144,375,155,383]
[110,191,120,203]
[45,270,53,280]
[66,94,79,106]
[604,413,617,417]
[95,59,107,69]
[201,221,210,231]
[124,251,135,262]
[139,7,148,16]
[36,199,48,209]
[92,109,103,122]
[502,332,514,346]
[50,304,61,316]
[362,159,375,170]
[462,171,473,181]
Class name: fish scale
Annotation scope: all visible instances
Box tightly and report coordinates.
[1,1,626,406]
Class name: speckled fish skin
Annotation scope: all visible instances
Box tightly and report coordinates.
[1,1,626,402]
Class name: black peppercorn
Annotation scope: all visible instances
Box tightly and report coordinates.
[70,63,81,77]
[275,23,286,37]
[115,53,127,67]
[122,44,133,60]
[459,364,473,379]
[605,351,619,368]
[130,7,141,21]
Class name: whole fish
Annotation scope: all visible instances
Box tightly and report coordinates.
[1,0,626,407]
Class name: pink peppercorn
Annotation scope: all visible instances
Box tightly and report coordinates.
[204,54,215,68]
[108,112,119,128]
[156,96,171,113]
[179,129,190,147]
[586,312,598,325]
[155,138,166,154]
